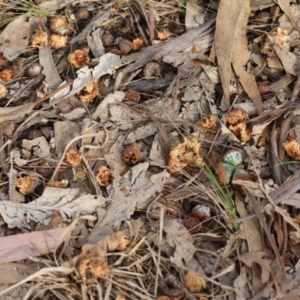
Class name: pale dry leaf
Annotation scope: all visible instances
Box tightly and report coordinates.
[265,203,300,231]
[0,227,71,264]
[185,0,204,31]
[235,195,263,252]
[252,119,274,144]
[233,266,247,300]
[235,191,263,293]
[125,122,157,144]
[48,53,125,108]
[87,162,169,243]
[0,187,106,229]
[63,231,127,268]
[277,0,300,32]
[274,42,298,75]
[231,0,262,114]
[87,28,105,58]
[22,136,50,158]
[0,15,46,60]
[92,91,125,123]
[39,44,62,89]
[163,219,195,268]
[54,120,80,156]
[125,18,215,73]
[0,263,35,284]
[10,149,28,167]
[108,104,148,130]
[251,0,277,11]
[149,133,167,168]
[60,107,86,120]
[238,252,272,284]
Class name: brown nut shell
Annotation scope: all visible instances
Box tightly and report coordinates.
[102,32,114,47]
[192,204,211,221]
[75,7,90,20]
[124,89,140,103]
[118,39,133,54]
[185,217,201,233]
[26,62,42,77]
[121,147,142,165]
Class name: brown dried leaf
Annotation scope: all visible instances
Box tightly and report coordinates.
[277,0,300,32]
[163,219,195,268]
[0,16,46,60]
[0,228,71,264]
[215,0,262,113]
[0,263,35,284]
[238,252,272,284]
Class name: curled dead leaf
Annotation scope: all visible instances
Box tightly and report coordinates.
[238,251,272,284]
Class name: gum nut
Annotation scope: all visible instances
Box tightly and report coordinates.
[223,150,243,166]
[217,162,236,184]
